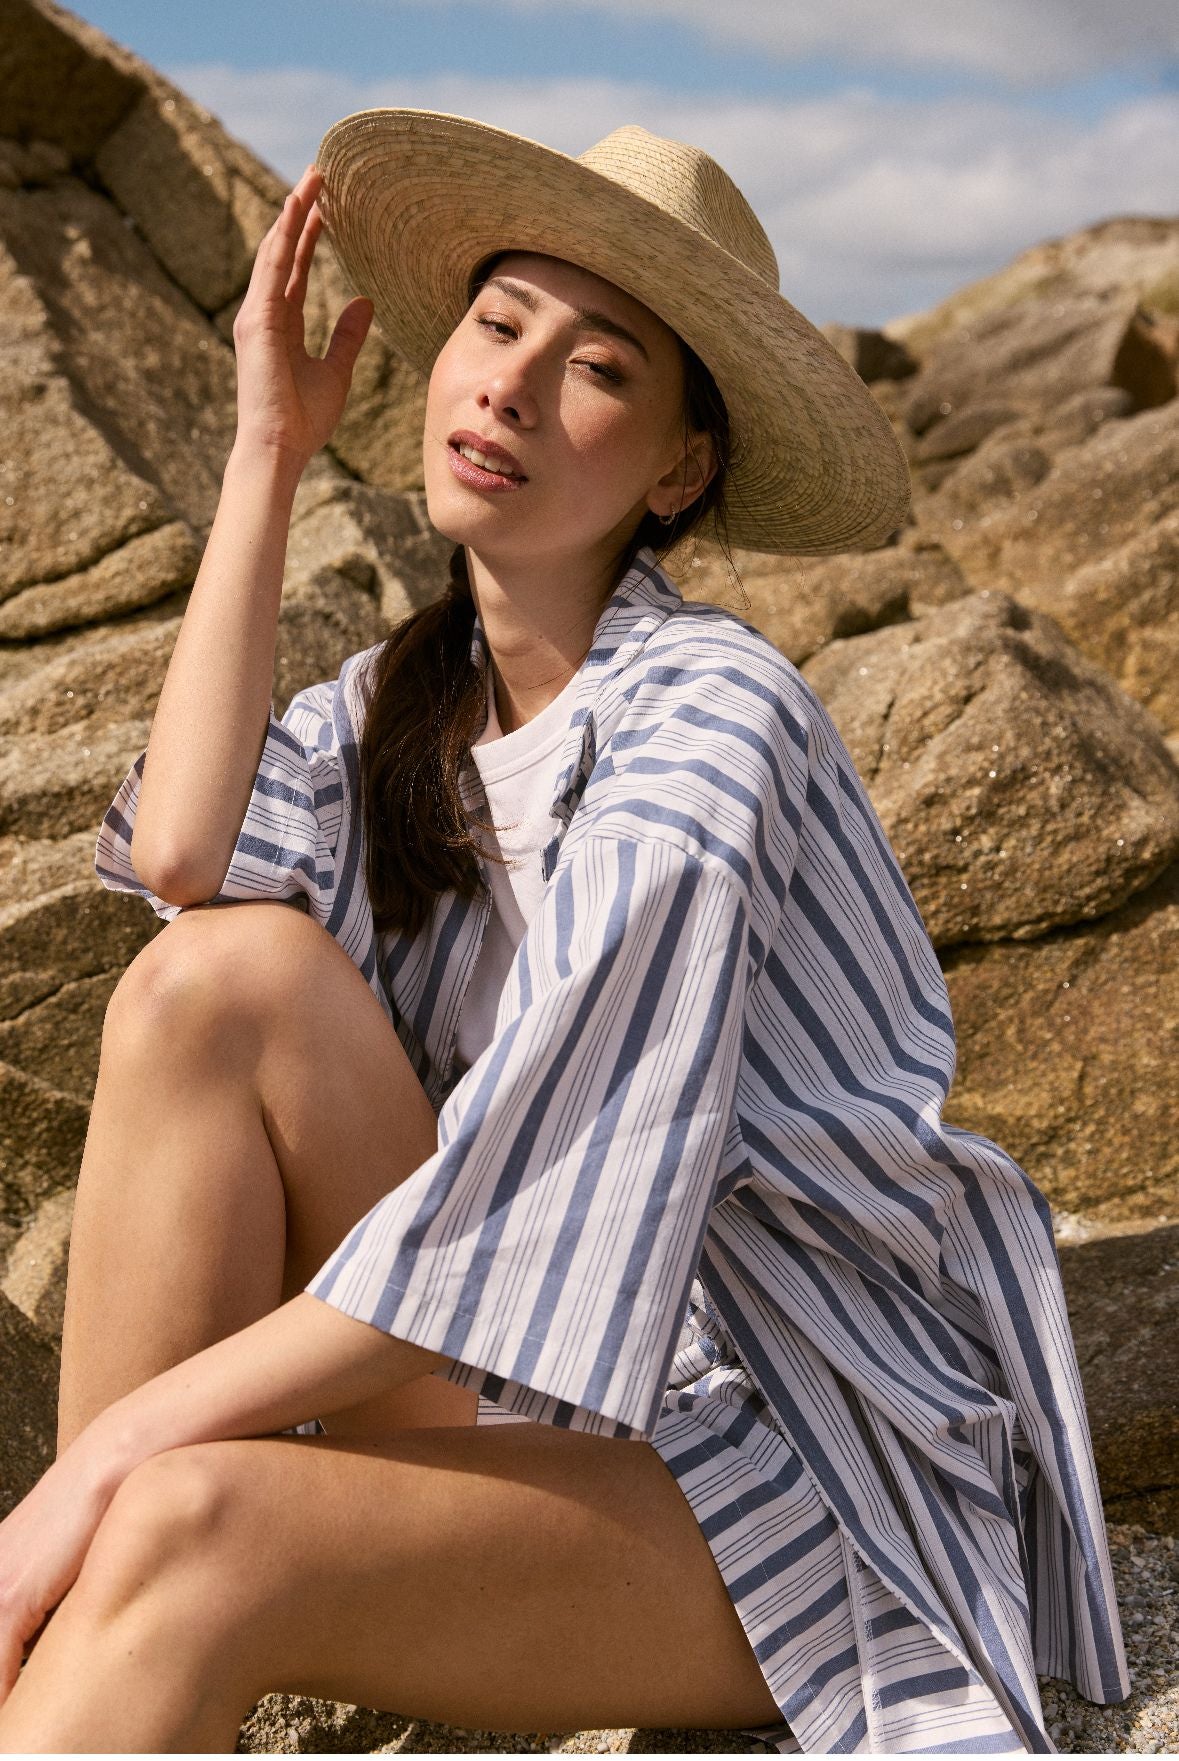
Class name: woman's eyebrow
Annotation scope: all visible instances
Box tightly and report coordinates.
[482,275,651,362]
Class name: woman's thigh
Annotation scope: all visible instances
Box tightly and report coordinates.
[79,1423,785,1737]
[109,900,475,1431]
[112,901,439,1295]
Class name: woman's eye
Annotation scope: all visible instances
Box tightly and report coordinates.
[581,359,623,384]
[475,316,626,385]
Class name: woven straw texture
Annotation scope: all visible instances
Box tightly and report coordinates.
[315,109,912,556]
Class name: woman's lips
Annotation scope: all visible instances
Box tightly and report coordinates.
[447,441,527,493]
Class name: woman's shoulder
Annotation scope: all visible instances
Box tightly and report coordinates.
[281,641,385,743]
[617,592,832,767]
[579,597,840,888]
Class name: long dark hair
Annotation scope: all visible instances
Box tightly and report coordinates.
[357,263,738,940]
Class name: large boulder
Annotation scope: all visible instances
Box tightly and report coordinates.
[800,591,1179,946]
[931,398,1179,588]
[819,322,917,384]
[942,860,1177,1223]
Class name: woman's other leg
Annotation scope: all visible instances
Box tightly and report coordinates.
[0,1426,785,1752]
[57,899,477,1452]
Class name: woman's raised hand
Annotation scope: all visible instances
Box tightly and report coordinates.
[231,163,374,470]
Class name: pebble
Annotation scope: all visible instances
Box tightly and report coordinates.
[1035,1523,1178,1756]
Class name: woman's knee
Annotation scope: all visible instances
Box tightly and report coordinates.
[71,1445,244,1628]
[103,901,330,1055]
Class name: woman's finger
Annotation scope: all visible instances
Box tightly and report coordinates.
[246,168,321,318]
[285,199,322,307]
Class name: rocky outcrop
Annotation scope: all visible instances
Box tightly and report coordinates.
[884,214,1179,357]
[819,321,917,384]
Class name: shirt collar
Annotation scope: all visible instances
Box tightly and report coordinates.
[462,543,684,827]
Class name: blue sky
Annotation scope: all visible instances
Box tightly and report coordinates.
[68,0,1179,326]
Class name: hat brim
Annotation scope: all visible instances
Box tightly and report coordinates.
[315,108,912,556]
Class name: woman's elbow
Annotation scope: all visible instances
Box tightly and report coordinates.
[129,826,228,907]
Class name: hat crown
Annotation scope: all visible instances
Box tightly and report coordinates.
[577,125,780,293]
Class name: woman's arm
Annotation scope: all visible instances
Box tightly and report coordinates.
[129,443,302,902]
[0,1298,442,1697]
[130,163,372,903]
[91,1293,448,1483]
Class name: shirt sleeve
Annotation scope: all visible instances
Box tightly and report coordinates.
[305,829,752,1442]
[93,649,372,930]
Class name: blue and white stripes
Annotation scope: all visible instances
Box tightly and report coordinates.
[94,544,1130,1751]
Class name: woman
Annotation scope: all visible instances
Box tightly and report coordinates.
[0,113,1128,1753]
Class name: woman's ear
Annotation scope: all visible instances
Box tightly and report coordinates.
[647,429,721,517]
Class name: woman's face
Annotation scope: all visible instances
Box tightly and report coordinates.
[423,251,714,566]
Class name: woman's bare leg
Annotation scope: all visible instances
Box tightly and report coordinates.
[0,1426,785,1752]
[57,900,477,1453]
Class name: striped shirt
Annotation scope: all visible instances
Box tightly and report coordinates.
[95,543,1130,1750]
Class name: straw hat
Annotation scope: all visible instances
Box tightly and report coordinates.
[314,108,912,556]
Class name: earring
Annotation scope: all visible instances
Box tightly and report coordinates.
[659,508,677,525]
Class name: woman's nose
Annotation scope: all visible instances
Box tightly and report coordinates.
[478,357,541,425]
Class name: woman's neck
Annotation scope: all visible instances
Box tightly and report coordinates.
[466,543,618,732]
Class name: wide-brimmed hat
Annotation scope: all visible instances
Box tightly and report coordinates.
[314,108,911,556]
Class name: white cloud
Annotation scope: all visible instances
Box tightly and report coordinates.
[168,62,1179,326]
[407,0,1179,87]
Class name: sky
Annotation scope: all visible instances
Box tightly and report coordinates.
[67,0,1179,328]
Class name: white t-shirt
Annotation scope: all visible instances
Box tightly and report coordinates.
[453,660,583,1075]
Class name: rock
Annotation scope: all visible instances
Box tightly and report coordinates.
[273,568,390,717]
[0,1290,58,1517]
[910,402,1022,463]
[0,967,116,1219]
[0,875,157,1018]
[93,85,285,314]
[885,214,1179,358]
[0,715,153,840]
[1031,384,1137,452]
[800,591,1179,945]
[284,479,456,626]
[902,295,1174,439]
[0,0,429,565]
[0,276,178,611]
[1011,508,1179,738]
[942,859,1177,1223]
[1057,1222,1179,1532]
[918,433,1053,525]
[1,1185,73,1337]
[912,388,1139,509]
[0,619,180,737]
[0,176,240,542]
[933,397,1179,592]
[0,830,99,908]
[234,1695,756,1754]
[0,522,200,639]
[677,539,968,666]
[820,322,917,384]
[0,1,143,161]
